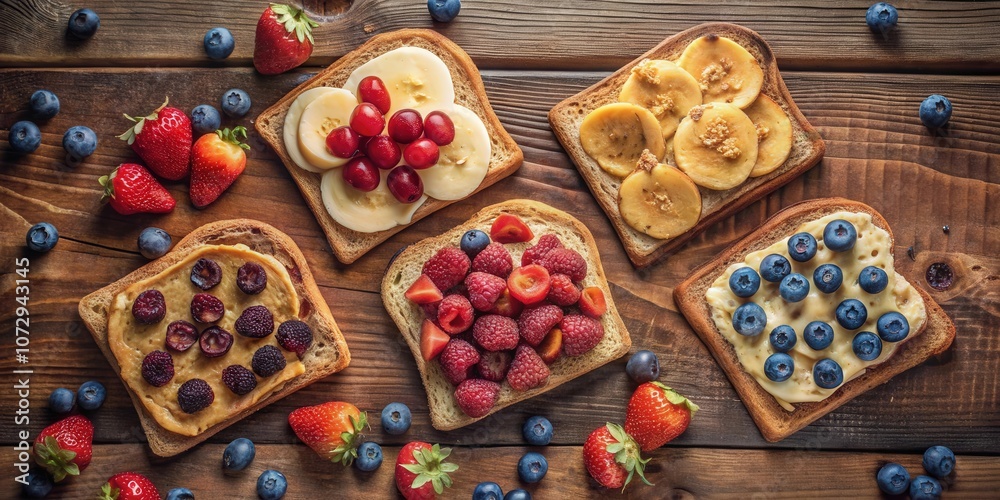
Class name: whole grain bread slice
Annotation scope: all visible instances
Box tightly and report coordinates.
[78,219,351,457]
[256,29,523,265]
[674,198,955,442]
[549,23,826,268]
[381,200,631,430]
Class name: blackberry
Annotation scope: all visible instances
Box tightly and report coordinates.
[235,305,274,338]
[191,293,224,323]
[190,258,222,290]
[237,262,268,294]
[177,378,214,414]
[276,320,313,357]
[132,289,166,324]
[221,365,257,395]
[251,345,286,377]
[141,350,175,387]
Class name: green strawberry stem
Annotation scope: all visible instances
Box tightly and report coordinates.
[34,435,80,482]
[652,381,700,415]
[330,411,367,466]
[217,126,251,151]
[117,96,170,145]
[604,422,652,491]
[271,3,318,44]
[401,443,459,495]
[98,166,120,203]
[99,483,120,500]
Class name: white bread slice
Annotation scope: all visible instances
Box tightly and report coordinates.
[381,200,631,430]
[78,219,350,457]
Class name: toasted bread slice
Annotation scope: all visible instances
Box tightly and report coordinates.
[78,220,350,457]
[549,23,825,268]
[382,200,631,430]
[256,29,523,264]
[674,198,955,442]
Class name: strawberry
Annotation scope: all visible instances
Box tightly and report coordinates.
[33,415,93,482]
[406,274,443,305]
[99,471,159,500]
[490,213,533,243]
[420,319,450,361]
[189,127,250,208]
[117,97,192,180]
[624,382,699,451]
[395,442,458,500]
[99,163,176,215]
[288,401,366,466]
[583,423,651,491]
[253,4,319,75]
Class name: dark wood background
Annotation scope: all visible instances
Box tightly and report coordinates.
[1,0,998,498]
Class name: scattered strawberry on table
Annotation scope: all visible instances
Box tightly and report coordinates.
[99,163,176,215]
[395,442,458,500]
[624,382,699,451]
[33,415,93,482]
[583,422,651,491]
[254,3,318,75]
[288,401,366,466]
[118,97,193,181]
[189,126,250,208]
[99,471,159,500]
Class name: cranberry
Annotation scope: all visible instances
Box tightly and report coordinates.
[403,138,440,169]
[424,110,456,146]
[350,103,385,137]
[199,326,233,358]
[387,165,424,204]
[357,76,391,115]
[325,126,361,158]
[365,135,402,169]
[165,320,199,352]
[387,109,423,143]
[342,156,380,192]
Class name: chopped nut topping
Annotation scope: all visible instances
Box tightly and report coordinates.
[643,183,679,217]
[689,105,705,122]
[648,93,675,117]
[699,117,742,159]
[755,122,770,141]
[699,58,733,91]
[636,149,658,172]
[632,59,661,85]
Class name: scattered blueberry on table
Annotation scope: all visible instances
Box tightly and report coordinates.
[625,349,660,383]
[910,475,943,500]
[191,104,222,135]
[256,469,287,500]
[30,90,60,120]
[204,27,235,60]
[920,94,953,129]
[428,0,461,22]
[21,470,53,498]
[922,445,956,478]
[63,125,98,161]
[223,437,256,472]
[165,487,195,500]
[67,8,100,39]
[517,451,548,483]
[866,2,898,36]
[504,489,531,500]
[522,415,553,445]
[473,481,504,500]
[138,227,173,259]
[221,88,252,118]
[355,441,383,471]
[26,222,59,252]
[9,120,42,153]
[381,402,412,435]
[876,462,910,495]
[48,387,75,414]
[76,380,106,410]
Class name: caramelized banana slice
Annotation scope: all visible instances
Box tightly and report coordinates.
[619,150,702,240]
[673,103,758,190]
[744,95,793,177]
[619,59,703,139]
[580,103,665,178]
[677,35,764,109]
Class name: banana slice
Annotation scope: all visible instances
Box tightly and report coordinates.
[320,168,427,233]
[673,103,758,190]
[619,150,702,240]
[415,105,491,201]
[744,95,793,177]
[579,103,665,178]
[343,47,456,117]
[298,89,359,169]
[619,59,703,139]
[677,35,764,109]
[284,87,340,173]
[664,135,676,166]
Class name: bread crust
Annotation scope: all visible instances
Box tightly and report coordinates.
[549,22,826,268]
[255,29,523,264]
[381,200,631,430]
[78,219,350,457]
[674,198,956,442]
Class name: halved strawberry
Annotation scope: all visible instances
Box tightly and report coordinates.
[420,319,450,361]
[507,264,550,305]
[406,275,443,305]
[489,288,524,318]
[537,327,563,364]
[580,287,608,318]
[490,213,534,243]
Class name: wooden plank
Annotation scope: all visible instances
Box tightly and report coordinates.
[1,0,1000,72]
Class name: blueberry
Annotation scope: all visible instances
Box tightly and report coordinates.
[835,299,868,330]
[858,266,889,294]
[866,3,898,35]
[355,441,383,472]
[732,302,767,336]
[223,437,255,472]
[9,120,41,153]
[813,264,843,294]
[877,311,910,342]
[625,350,660,383]
[256,470,287,500]
[769,325,797,353]
[803,321,834,350]
[68,8,100,39]
[165,487,195,500]
[920,94,953,129]
[30,90,60,120]
[48,388,75,414]
[779,273,810,303]
[812,358,844,389]
[191,105,222,135]
[63,125,97,161]
[787,232,817,262]
[381,402,412,435]
[460,229,491,258]
[764,353,794,382]
[517,451,548,484]
[221,89,251,118]
[876,462,910,495]
[922,445,955,479]
[428,0,461,22]
[728,267,761,298]
[76,380,106,410]
[26,223,59,252]
[138,227,172,260]
[759,254,791,283]
[473,482,504,500]
[504,490,531,500]
[852,331,882,361]
[22,470,53,498]
[204,27,235,60]
[522,415,553,445]
[823,219,857,252]
[909,475,943,500]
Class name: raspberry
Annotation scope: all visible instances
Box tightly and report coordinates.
[547,273,581,306]
[454,378,501,418]
[472,315,519,351]
[190,258,222,290]
[521,234,563,266]
[190,293,224,323]
[539,248,587,282]
[141,350,174,387]
[251,345,287,377]
[234,305,274,338]
[422,246,471,292]
[438,338,481,386]
[471,242,513,278]
[477,351,512,382]
[465,271,507,311]
[177,378,214,414]
[132,289,166,324]
[518,305,564,347]
[507,344,550,391]
[561,315,605,356]
[437,294,474,334]
[165,320,198,352]
[421,302,440,320]
[237,262,268,294]
[221,365,257,395]
[276,320,313,357]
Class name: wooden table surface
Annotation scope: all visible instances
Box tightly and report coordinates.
[2,1,999,498]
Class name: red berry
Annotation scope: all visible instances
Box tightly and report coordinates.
[387,109,423,143]
[234,304,274,338]
[141,350,174,387]
[537,327,563,364]
[190,258,222,290]
[342,156,380,192]
[547,273,581,306]
[507,264,551,306]
[521,234,563,266]
[199,326,233,357]
[177,378,214,414]
[237,262,268,295]
[165,320,198,352]
[580,287,608,318]
[506,344,550,391]
[424,110,456,146]
[436,294,474,335]
[221,365,257,395]
[132,289,166,324]
[365,135,402,169]
[350,102,385,137]
[422,246,471,292]
[357,75,391,114]
[491,214,534,243]
[518,304,563,347]
[326,126,361,158]
[251,344,287,377]
[438,338,480,386]
[472,314,519,351]
[477,351,512,382]
[465,271,507,311]
[190,293,224,323]
[454,379,500,418]
[560,314,604,356]
[421,319,450,361]
[387,165,424,203]
[471,242,513,278]
[539,248,587,282]
[489,288,524,318]
[403,138,440,169]
[405,274,444,305]
[276,320,313,357]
